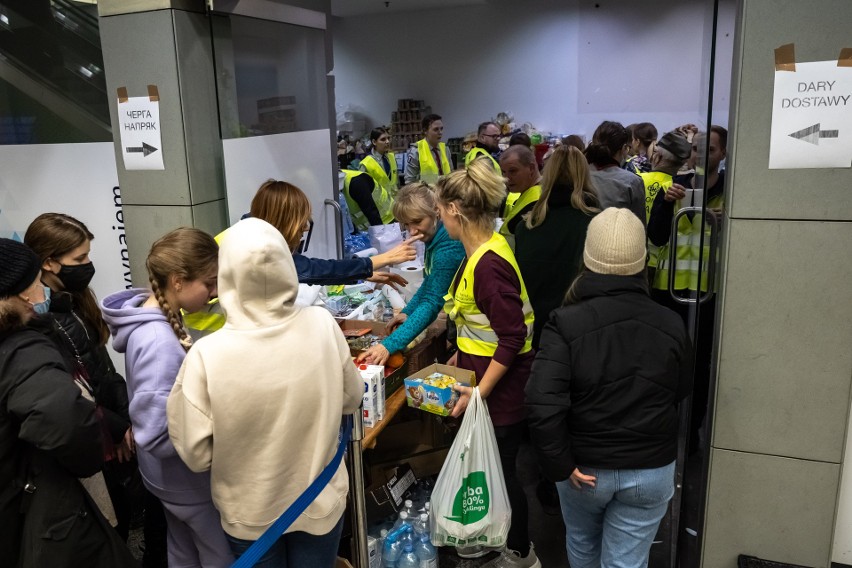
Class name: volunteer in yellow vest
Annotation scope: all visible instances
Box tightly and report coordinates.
[498,145,542,249]
[638,131,692,276]
[647,126,727,455]
[342,169,394,231]
[404,114,453,184]
[185,180,416,338]
[436,159,541,567]
[359,127,399,200]
[463,121,502,174]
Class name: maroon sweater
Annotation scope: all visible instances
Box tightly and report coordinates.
[452,251,534,426]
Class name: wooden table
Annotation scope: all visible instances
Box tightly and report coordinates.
[362,387,407,450]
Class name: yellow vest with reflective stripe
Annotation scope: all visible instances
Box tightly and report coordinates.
[464,147,501,173]
[500,185,541,237]
[443,233,534,357]
[342,169,394,231]
[502,192,521,218]
[417,139,452,184]
[183,228,229,336]
[638,171,674,268]
[360,152,399,200]
[652,193,724,293]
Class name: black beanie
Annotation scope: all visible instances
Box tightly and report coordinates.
[0,238,41,299]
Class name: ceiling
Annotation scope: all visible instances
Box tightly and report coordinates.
[330,0,486,18]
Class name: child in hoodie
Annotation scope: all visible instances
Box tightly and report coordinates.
[167,218,363,567]
[101,228,233,568]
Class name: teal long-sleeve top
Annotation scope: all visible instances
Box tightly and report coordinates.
[381,222,465,355]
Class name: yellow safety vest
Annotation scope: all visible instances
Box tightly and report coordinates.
[342,169,394,231]
[443,233,534,357]
[183,228,229,336]
[500,185,541,237]
[464,147,501,173]
[653,193,724,293]
[416,139,452,184]
[638,171,674,268]
[502,192,521,218]
[360,152,399,200]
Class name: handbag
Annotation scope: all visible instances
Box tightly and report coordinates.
[232,415,353,568]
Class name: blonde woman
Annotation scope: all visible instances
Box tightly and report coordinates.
[515,145,600,350]
[437,160,541,568]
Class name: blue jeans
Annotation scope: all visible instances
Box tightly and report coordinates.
[556,461,675,568]
[226,515,344,568]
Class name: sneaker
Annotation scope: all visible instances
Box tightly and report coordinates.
[480,542,541,568]
[456,544,493,558]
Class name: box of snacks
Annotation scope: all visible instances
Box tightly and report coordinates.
[404,364,476,416]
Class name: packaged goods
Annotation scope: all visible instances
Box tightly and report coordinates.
[363,373,378,427]
[404,364,476,417]
[367,535,381,568]
[361,364,385,421]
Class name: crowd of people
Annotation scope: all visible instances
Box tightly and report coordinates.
[0,117,726,568]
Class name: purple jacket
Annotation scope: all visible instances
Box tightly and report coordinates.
[101,288,212,505]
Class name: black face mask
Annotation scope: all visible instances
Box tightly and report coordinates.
[58,262,96,292]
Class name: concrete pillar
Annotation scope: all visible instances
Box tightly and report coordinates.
[98,0,227,285]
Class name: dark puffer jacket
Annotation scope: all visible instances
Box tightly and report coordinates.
[525,272,692,482]
[0,320,137,567]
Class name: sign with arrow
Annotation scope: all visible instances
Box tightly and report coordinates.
[116,85,165,171]
[769,58,852,169]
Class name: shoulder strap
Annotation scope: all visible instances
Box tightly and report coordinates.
[232,415,353,568]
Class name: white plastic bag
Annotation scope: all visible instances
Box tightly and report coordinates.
[430,388,512,549]
[367,222,403,254]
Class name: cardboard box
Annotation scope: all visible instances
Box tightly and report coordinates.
[367,535,381,568]
[335,558,354,568]
[362,372,378,428]
[404,363,476,417]
[366,462,417,520]
[360,364,385,421]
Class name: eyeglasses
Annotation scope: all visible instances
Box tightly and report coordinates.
[482,134,501,140]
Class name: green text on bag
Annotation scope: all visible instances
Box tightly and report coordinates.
[445,471,490,525]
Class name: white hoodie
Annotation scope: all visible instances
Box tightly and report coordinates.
[167,218,363,540]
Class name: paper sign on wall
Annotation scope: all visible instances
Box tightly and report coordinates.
[116,85,165,171]
[769,46,852,169]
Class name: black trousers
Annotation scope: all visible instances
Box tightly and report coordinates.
[494,421,530,556]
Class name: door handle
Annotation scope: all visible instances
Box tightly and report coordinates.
[324,198,344,260]
[667,206,719,305]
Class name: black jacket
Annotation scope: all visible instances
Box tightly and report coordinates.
[525,272,692,482]
[29,292,130,444]
[0,325,137,567]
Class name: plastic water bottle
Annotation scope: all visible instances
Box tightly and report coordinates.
[414,533,438,568]
[382,532,402,567]
[397,542,419,568]
[401,499,415,517]
[392,510,411,531]
[413,513,429,537]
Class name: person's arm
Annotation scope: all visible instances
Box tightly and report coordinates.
[348,174,383,226]
[6,333,104,478]
[380,240,465,355]
[524,315,576,482]
[167,347,213,473]
[629,175,648,227]
[647,183,685,247]
[294,254,372,286]
[404,146,420,184]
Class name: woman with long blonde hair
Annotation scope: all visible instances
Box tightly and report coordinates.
[515,144,599,349]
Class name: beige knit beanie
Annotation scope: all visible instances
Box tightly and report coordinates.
[583,208,647,275]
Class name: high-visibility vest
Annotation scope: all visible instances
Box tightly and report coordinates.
[443,232,534,357]
[417,139,452,184]
[502,192,521,218]
[183,228,229,336]
[360,152,399,200]
[500,185,541,237]
[653,193,724,293]
[464,147,501,173]
[342,169,394,231]
[639,171,674,268]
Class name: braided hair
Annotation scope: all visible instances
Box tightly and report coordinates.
[145,228,218,351]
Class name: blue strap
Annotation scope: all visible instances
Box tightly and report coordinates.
[232,415,354,567]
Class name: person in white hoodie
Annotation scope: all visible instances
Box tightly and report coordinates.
[167,217,363,567]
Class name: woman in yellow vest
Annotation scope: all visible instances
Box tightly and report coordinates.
[437,159,541,567]
[359,127,399,200]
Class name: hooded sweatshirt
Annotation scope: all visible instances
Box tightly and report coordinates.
[167,218,363,540]
[101,288,213,505]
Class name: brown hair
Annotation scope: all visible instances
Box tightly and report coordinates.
[434,158,506,234]
[146,228,218,351]
[526,146,599,229]
[24,212,110,346]
[250,180,312,252]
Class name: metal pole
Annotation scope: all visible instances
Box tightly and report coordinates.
[324,198,344,260]
[347,411,369,568]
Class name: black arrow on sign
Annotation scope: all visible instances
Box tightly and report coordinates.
[788,123,840,146]
[125,142,159,156]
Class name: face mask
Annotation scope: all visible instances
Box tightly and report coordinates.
[58,262,96,292]
[31,286,52,315]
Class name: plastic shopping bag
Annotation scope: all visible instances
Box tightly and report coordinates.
[430,387,511,549]
[367,222,403,254]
